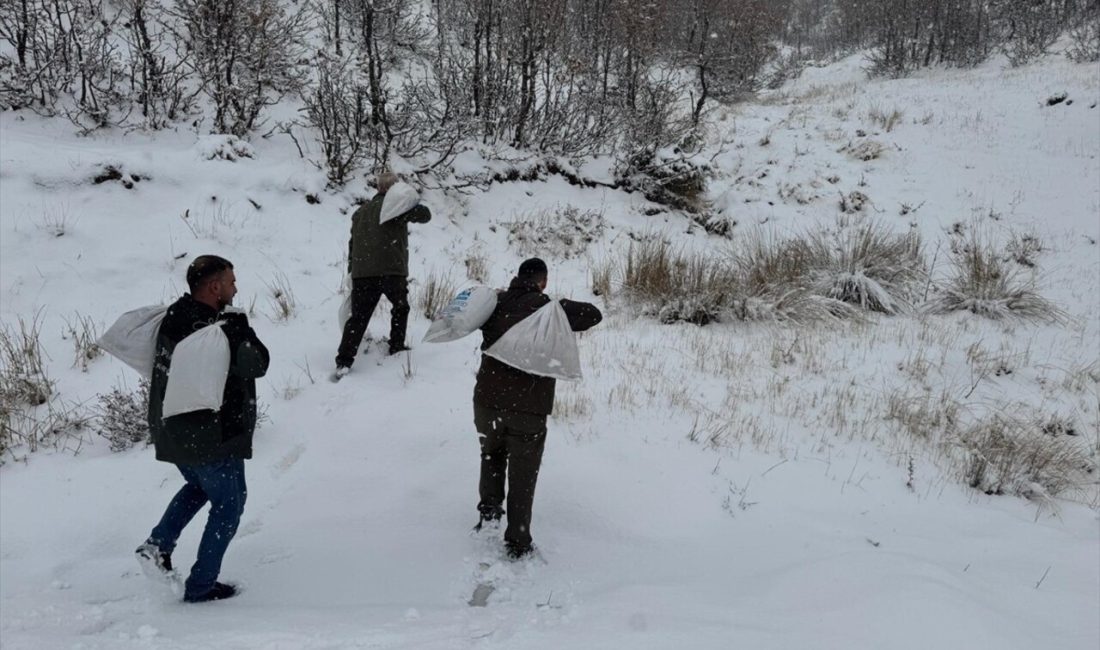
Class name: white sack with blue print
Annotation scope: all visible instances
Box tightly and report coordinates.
[423,286,498,343]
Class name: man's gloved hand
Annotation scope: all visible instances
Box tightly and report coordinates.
[218,311,253,343]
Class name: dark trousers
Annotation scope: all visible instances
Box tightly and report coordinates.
[148,458,247,599]
[336,275,410,367]
[474,404,548,549]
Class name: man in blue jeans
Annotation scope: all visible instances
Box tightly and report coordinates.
[136,255,269,603]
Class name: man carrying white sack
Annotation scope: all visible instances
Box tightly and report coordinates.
[473,257,602,560]
[334,170,431,379]
[136,255,269,603]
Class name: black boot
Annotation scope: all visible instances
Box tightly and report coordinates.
[184,582,238,603]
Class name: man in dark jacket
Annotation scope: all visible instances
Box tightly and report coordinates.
[136,255,270,603]
[473,257,602,559]
[334,171,431,378]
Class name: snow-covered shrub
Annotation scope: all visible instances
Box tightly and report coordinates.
[838,190,870,213]
[302,52,370,187]
[614,146,710,213]
[0,0,127,128]
[1067,10,1100,62]
[120,0,201,130]
[196,135,255,161]
[813,222,926,315]
[926,232,1063,321]
[956,412,1093,498]
[999,2,1063,67]
[173,0,308,136]
[841,140,885,161]
[95,381,150,452]
[505,206,605,259]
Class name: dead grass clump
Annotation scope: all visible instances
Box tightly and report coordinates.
[0,316,54,410]
[814,223,926,314]
[265,272,298,321]
[926,232,1064,322]
[1004,231,1043,268]
[591,258,614,297]
[465,251,489,282]
[954,412,1093,498]
[62,313,102,372]
[886,390,960,441]
[841,140,886,161]
[623,240,737,325]
[419,271,456,319]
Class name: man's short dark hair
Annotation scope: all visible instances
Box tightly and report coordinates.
[186,255,234,292]
[518,257,548,281]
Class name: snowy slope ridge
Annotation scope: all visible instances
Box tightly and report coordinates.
[1,52,1098,649]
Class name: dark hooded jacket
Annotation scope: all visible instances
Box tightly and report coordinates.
[348,192,432,278]
[148,294,270,465]
[473,277,602,416]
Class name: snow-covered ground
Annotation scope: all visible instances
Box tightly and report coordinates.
[1,50,1098,650]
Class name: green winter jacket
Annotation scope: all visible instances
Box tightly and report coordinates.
[348,192,432,278]
[148,295,270,465]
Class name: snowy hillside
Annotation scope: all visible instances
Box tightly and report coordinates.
[1,49,1098,650]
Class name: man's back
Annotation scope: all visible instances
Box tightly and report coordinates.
[474,277,601,416]
[348,195,431,278]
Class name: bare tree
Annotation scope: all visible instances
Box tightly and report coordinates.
[120,0,199,129]
[173,0,308,136]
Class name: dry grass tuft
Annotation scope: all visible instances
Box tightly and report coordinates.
[926,232,1064,322]
[419,272,456,320]
[953,411,1093,498]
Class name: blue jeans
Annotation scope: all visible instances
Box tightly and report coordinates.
[148,458,247,598]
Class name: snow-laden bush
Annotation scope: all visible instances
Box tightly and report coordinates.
[196,135,255,162]
[1068,11,1100,62]
[505,206,605,260]
[615,145,710,213]
[812,222,926,315]
[95,381,150,452]
[926,232,1064,322]
[955,411,1093,498]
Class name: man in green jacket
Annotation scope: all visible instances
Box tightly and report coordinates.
[334,172,431,378]
[136,255,270,603]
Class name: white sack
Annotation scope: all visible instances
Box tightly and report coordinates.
[162,322,231,418]
[338,273,353,332]
[422,286,498,343]
[97,305,168,379]
[484,300,582,381]
[379,182,420,224]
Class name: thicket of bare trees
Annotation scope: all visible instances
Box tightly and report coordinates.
[1,0,1094,183]
[781,0,1097,74]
